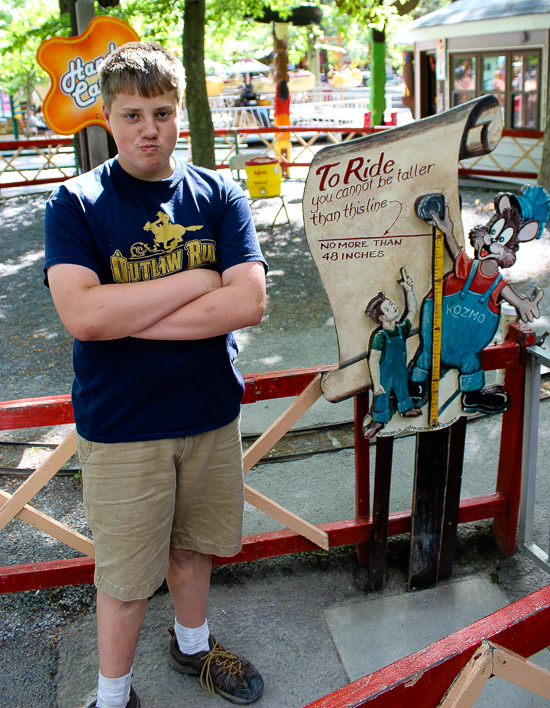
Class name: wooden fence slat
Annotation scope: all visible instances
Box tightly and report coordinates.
[0,489,94,557]
[243,374,323,472]
[492,643,550,698]
[408,426,451,590]
[439,640,493,708]
[439,416,468,580]
[370,436,393,590]
[0,429,76,531]
[244,484,329,550]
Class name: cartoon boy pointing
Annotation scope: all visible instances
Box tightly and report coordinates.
[364,268,422,439]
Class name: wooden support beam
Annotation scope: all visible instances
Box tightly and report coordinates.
[409,426,451,590]
[241,375,329,550]
[440,640,550,707]
[439,416,467,580]
[0,489,94,557]
[0,428,76,531]
[243,374,323,472]
[370,435,393,590]
[492,642,550,698]
[439,640,493,708]
[244,484,329,550]
[494,323,537,553]
[354,391,371,566]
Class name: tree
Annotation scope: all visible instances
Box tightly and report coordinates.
[107,0,304,168]
[183,0,215,169]
[332,0,423,125]
[1,0,311,167]
[0,0,64,135]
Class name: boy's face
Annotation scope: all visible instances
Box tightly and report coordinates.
[380,298,399,322]
[102,89,181,181]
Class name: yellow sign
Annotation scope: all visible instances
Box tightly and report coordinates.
[37,16,140,135]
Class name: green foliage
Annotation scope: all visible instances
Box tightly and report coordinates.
[0,0,447,102]
[409,0,450,20]
[0,0,61,96]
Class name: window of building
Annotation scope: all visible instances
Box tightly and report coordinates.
[450,50,541,130]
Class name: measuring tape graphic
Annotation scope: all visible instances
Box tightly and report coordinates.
[429,225,445,428]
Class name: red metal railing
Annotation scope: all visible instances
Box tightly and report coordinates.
[304,582,550,708]
[0,323,535,593]
[0,127,543,191]
[0,136,75,190]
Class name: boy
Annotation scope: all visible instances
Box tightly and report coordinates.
[363,268,422,439]
[44,42,267,708]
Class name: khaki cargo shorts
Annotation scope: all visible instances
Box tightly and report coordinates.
[76,416,243,601]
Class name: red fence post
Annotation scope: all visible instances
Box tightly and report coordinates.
[493,322,537,554]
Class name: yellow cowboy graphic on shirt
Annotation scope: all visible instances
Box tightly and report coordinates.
[110,211,217,283]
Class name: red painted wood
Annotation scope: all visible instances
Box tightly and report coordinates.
[241,365,335,404]
[0,395,73,430]
[459,168,538,179]
[479,340,519,370]
[0,138,73,149]
[0,368,335,429]
[0,557,94,592]
[501,128,543,139]
[0,176,72,190]
[303,583,550,708]
[0,495,508,593]
[0,341,515,432]
[493,323,536,554]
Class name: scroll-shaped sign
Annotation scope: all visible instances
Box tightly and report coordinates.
[303,95,526,437]
[37,16,140,135]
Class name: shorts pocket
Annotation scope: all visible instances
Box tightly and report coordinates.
[76,434,94,464]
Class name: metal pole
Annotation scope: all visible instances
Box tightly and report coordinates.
[518,345,550,572]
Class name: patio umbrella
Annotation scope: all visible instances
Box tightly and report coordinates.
[226,58,271,76]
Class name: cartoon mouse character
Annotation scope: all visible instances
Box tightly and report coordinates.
[409,185,550,415]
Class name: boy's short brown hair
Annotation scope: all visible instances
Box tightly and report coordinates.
[365,291,386,324]
[99,41,184,110]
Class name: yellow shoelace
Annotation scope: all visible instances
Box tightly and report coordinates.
[199,642,244,696]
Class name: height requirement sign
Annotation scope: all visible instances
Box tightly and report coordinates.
[37,16,140,135]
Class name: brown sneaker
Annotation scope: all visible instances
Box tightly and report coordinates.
[168,629,264,704]
[363,420,384,439]
[401,405,422,418]
[87,685,140,708]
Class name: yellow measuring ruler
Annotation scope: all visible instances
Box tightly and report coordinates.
[429,226,445,428]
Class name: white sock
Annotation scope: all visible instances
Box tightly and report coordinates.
[96,668,132,708]
[174,617,210,654]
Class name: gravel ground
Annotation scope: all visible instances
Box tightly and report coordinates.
[1,181,550,707]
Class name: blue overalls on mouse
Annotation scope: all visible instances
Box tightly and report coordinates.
[410,261,502,392]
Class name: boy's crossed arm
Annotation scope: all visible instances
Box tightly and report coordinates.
[47,261,263,342]
[132,261,266,340]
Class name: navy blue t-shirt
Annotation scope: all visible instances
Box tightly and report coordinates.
[44,158,267,443]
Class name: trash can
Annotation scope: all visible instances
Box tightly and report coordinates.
[245,156,281,198]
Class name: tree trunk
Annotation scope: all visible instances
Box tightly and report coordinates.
[183,0,216,170]
[538,101,550,193]
[369,27,386,126]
